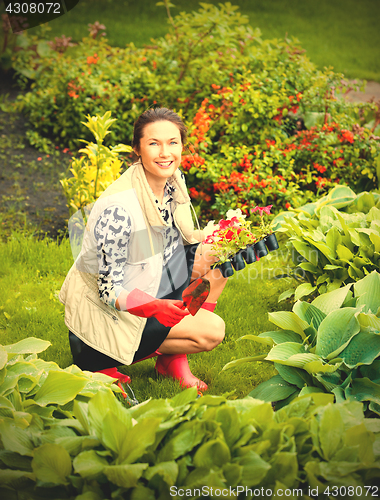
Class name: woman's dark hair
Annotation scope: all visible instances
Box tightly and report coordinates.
[132,108,187,152]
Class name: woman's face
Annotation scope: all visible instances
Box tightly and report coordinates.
[135,120,183,186]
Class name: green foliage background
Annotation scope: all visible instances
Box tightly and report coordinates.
[19,0,380,82]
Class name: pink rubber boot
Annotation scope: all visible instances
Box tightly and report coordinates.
[200,302,217,312]
[96,367,131,384]
[95,367,131,399]
[155,354,208,391]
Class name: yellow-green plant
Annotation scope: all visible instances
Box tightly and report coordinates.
[60,111,132,220]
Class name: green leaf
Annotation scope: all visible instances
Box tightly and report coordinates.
[193,439,231,468]
[358,312,380,331]
[339,331,380,368]
[354,270,380,314]
[0,469,34,485]
[0,348,7,370]
[292,301,327,330]
[266,343,319,368]
[88,388,132,440]
[248,374,299,402]
[237,451,271,487]
[158,420,206,462]
[278,288,295,302]
[258,330,304,344]
[292,240,318,266]
[315,308,361,359]
[268,311,309,338]
[118,418,160,464]
[73,400,90,435]
[264,452,298,489]
[144,461,178,486]
[345,423,375,464]
[238,334,274,346]
[32,444,72,484]
[56,435,100,456]
[101,412,130,456]
[294,283,317,301]
[274,363,310,389]
[347,377,380,405]
[303,360,341,374]
[222,354,268,371]
[0,421,34,456]
[171,387,198,407]
[104,463,148,488]
[33,371,88,406]
[128,398,173,420]
[73,449,108,479]
[311,283,352,315]
[209,410,236,452]
[336,243,354,261]
[325,226,342,257]
[319,404,344,461]
[298,386,325,397]
[3,337,51,355]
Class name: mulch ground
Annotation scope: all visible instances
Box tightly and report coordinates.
[0,68,71,240]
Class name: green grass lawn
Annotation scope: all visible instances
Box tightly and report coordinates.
[0,231,294,402]
[3,0,378,81]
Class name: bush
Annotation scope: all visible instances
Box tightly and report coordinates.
[224,271,380,417]
[60,111,132,218]
[252,121,380,196]
[272,186,380,301]
[1,337,380,498]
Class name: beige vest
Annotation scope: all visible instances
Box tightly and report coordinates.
[59,162,203,365]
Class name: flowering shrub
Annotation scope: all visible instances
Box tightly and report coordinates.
[253,121,380,195]
[184,144,309,222]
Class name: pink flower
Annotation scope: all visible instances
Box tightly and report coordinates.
[253,205,273,217]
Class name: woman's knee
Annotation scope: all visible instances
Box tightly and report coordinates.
[198,314,225,351]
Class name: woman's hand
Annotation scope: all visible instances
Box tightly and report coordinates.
[150,299,189,327]
[123,289,189,327]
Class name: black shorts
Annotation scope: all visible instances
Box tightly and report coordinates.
[68,243,200,371]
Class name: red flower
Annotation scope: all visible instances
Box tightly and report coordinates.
[219,219,231,229]
[285,202,291,209]
[340,130,354,144]
[314,163,327,174]
[189,187,199,198]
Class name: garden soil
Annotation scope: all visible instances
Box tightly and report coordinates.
[0,71,380,240]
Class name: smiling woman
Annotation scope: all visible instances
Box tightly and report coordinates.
[59,108,230,393]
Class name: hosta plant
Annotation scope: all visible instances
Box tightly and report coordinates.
[223,271,380,415]
[273,186,380,302]
[1,338,380,497]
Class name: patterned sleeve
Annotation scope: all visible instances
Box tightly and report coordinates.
[94,205,131,309]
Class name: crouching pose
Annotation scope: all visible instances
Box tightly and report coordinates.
[59,108,229,391]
